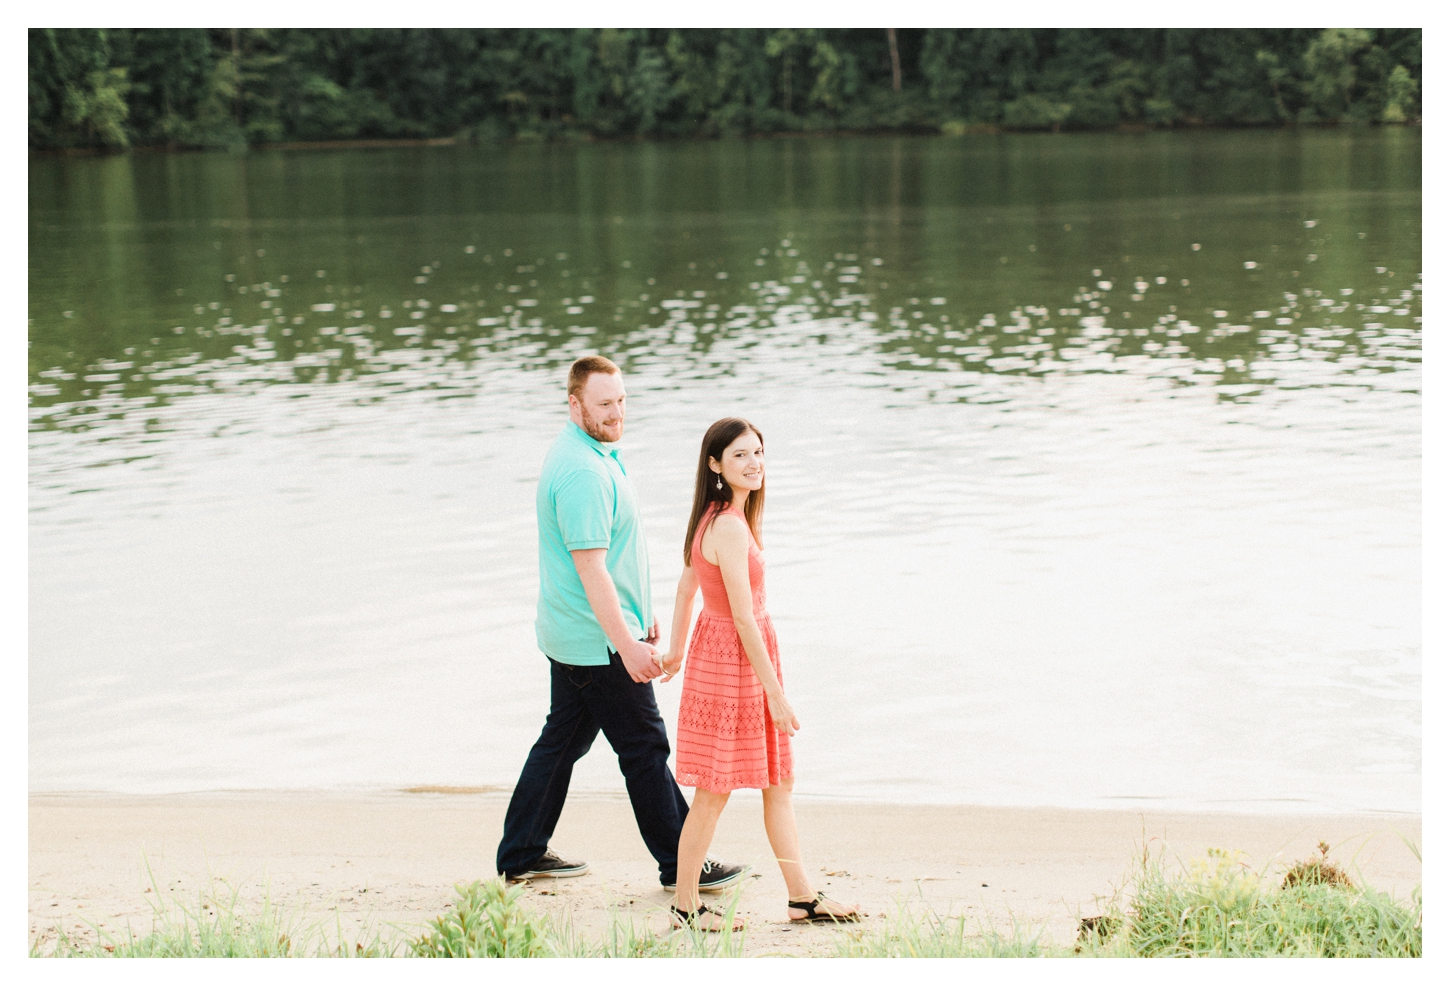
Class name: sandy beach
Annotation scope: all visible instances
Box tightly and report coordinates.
[28,789,1420,956]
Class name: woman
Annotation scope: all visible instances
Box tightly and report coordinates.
[661,417,860,931]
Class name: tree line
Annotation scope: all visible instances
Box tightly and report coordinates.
[30,28,1421,151]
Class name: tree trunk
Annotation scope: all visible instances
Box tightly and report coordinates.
[886,28,901,92]
[783,54,792,115]
[230,28,242,127]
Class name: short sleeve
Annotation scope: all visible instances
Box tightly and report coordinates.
[555,467,614,551]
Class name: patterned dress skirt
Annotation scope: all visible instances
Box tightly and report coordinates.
[674,612,793,793]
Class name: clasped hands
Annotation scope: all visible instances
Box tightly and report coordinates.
[621,620,674,683]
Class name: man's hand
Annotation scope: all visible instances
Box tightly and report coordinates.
[620,639,663,683]
[645,618,660,645]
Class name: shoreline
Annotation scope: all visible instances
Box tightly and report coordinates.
[30,783,1423,817]
[28,120,1423,157]
[30,789,1422,957]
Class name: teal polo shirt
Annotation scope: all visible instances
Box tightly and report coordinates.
[535,422,653,665]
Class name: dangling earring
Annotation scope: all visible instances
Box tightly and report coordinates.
[716,474,723,491]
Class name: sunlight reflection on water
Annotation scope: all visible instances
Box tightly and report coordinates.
[29,133,1420,812]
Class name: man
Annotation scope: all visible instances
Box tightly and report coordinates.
[496,355,749,894]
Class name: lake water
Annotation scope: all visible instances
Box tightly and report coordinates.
[29,131,1421,814]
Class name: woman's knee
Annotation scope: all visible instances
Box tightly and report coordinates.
[688,789,731,819]
[763,778,795,801]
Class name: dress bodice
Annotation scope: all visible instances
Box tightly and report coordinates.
[692,504,766,617]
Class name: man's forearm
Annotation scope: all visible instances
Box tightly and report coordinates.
[574,555,640,653]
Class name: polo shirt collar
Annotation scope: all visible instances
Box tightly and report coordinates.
[567,421,619,459]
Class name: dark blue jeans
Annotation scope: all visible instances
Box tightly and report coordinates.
[496,649,691,885]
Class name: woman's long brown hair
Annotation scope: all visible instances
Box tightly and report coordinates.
[682,417,765,565]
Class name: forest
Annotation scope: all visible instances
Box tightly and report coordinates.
[29,28,1421,151]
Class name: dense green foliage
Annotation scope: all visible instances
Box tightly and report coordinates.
[30,28,1420,150]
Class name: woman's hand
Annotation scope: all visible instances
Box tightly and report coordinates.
[660,650,684,682]
[767,691,800,736]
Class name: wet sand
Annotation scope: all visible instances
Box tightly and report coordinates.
[28,790,1421,956]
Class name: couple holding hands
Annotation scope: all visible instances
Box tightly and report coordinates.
[494,355,859,931]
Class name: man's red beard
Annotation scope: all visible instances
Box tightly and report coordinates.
[580,408,622,443]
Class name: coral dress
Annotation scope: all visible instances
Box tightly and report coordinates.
[675,504,793,793]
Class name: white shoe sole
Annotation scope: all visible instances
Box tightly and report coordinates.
[665,864,753,893]
[510,865,590,880]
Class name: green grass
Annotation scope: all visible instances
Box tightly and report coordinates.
[32,865,394,958]
[1111,844,1422,957]
[33,867,747,959]
[409,879,550,957]
[834,840,1421,958]
[413,878,749,957]
[34,841,1420,958]
[832,907,1055,958]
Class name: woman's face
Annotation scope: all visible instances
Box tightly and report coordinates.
[711,429,764,492]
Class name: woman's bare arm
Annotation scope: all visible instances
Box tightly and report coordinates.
[660,565,699,680]
[706,514,800,735]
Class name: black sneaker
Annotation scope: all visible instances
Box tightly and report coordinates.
[505,847,589,881]
[663,857,752,893]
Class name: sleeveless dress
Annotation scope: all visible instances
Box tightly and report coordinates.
[674,504,793,793]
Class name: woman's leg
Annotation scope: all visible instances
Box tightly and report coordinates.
[762,779,859,920]
[761,778,812,899]
[674,788,733,925]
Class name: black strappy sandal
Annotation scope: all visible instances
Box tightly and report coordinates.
[670,903,742,932]
[787,891,861,924]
